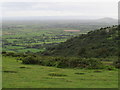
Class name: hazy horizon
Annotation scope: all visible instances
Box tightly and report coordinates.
[2,16,118,21]
[1,1,118,20]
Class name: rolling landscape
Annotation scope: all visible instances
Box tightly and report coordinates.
[2,17,119,88]
[1,0,119,89]
[2,18,117,53]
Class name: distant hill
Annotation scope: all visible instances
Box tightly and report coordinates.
[95,17,117,24]
[3,16,117,23]
[43,25,119,58]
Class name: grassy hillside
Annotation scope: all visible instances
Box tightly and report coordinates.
[2,56,118,88]
[45,25,118,58]
[2,21,119,88]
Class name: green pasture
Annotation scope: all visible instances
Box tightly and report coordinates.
[2,27,76,53]
[2,56,118,88]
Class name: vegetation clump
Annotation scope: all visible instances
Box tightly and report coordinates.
[48,73,67,77]
[21,56,104,69]
[2,25,119,69]
[45,26,118,58]
[74,72,85,75]
[113,60,120,69]
[3,70,17,73]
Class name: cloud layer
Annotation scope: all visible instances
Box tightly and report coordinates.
[1,1,118,19]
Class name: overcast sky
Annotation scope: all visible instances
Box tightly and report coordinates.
[0,0,118,19]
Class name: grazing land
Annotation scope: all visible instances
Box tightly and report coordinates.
[2,19,119,88]
[2,20,116,53]
[2,56,118,88]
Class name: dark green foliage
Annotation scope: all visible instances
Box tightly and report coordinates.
[3,70,17,73]
[22,56,42,64]
[2,51,27,57]
[45,26,118,58]
[94,70,102,73]
[3,25,119,69]
[5,52,15,56]
[2,51,7,54]
[21,56,103,69]
[102,65,116,70]
[4,51,117,69]
[74,72,85,75]
[113,60,120,69]
[48,73,67,77]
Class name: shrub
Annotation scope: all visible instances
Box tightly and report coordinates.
[21,56,103,69]
[113,60,120,69]
[3,52,27,57]
[2,51,7,54]
[22,56,40,64]
[48,73,67,77]
[103,65,116,70]
[77,58,103,69]
[5,52,15,56]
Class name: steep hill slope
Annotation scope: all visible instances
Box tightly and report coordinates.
[44,25,119,58]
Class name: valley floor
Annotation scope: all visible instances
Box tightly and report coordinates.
[2,56,118,88]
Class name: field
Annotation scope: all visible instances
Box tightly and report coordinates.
[2,20,115,53]
[2,56,118,88]
[2,20,119,88]
[2,27,80,53]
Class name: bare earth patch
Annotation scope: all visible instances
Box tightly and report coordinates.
[64,30,80,32]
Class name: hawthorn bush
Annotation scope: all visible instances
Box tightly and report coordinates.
[22,56,103,69]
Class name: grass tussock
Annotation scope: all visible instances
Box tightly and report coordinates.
[48,73,67,77]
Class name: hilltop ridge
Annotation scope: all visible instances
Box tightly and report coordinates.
[44,25,118,58]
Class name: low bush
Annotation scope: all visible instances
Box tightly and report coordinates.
[2,52,27,57]
[22,56,41,64]
[80,58,103,69]
[102,65,116,70]
[113,60,120,69]
[48,73,67,77]
[22,56,104,69]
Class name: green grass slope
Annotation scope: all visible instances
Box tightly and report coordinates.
[3,56,118,88]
